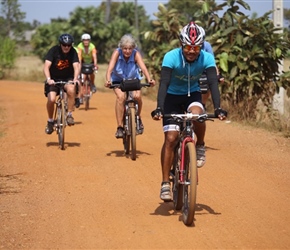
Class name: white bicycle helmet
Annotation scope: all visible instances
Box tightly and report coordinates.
[81,33,91,40]
[179,22,205,46]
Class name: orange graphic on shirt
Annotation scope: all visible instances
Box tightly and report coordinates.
[57,59,69,70]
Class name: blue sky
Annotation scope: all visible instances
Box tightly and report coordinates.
[19,0,290,24]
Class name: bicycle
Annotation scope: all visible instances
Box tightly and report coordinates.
[80,63,97,111]
[165,112,216,226]
[52,81,74,150]
[110,81,150,160]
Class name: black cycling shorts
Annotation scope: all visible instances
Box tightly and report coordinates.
[163,92,203,128]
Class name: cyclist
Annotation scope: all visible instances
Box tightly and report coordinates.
[77,33,98,98]
[151,22,227,201]
[105,34,155,138]
[43,33,80,134]
[201,40,224,109]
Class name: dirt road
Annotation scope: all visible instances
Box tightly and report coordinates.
[0,80,289,249]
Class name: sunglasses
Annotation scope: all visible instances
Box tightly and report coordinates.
[183,45,201,53]
[61,44,72,48]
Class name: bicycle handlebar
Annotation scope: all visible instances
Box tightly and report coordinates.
[164,113,217,123]
[52,81,77,85]
[109,83,151,89]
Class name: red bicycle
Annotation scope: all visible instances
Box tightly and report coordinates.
[166,112,216,226]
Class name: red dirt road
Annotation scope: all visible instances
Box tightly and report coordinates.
[0,80,290,249]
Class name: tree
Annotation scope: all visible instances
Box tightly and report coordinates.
[0,36,16,79]
[30,2,151,63]
[0,0,26,40]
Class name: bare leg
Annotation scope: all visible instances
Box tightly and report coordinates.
[65,84,76,112]
[161,131,179,182]
[46,91,57,120]
[114,88,125,127]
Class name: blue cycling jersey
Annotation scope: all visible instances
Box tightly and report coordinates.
[162,48,216,95]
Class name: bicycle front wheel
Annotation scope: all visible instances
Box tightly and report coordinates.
[129,107,136,160]
[182,142,197,226]
[57,99,66,150]
[84,81,90,111]
[172,149,183,210]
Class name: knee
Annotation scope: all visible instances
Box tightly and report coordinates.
[66,85,76,96]
[165,134,178,148]
[116,95,125,104]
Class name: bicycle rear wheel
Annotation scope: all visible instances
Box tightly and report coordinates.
[182,142,197,226]
[57,99,66,150]
[123,113,130,155]
[129,107,136,160]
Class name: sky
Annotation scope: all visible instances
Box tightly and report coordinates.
[18,0,290,24]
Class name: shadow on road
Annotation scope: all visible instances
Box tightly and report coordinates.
[46,142,81,148]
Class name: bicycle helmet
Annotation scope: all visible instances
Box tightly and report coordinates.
[58,33,74,45]
[179,22,205,46]
[81,33,91,40]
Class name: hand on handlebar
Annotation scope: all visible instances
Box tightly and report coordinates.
[151,108,163,120]
[148,79,156,87]
[105,80,112,88]
[46,79,55,85]
[214,108,228,120]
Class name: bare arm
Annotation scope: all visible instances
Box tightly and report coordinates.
[105,49,119,87]
[135,51,155,86]
[73,62,80,82]
[92,47,97,67]
[43,60,54,85]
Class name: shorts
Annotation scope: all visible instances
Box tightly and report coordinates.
[43,78,74,97]
[163,92,204,132]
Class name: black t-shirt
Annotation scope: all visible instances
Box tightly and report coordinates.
[45,45,79,80]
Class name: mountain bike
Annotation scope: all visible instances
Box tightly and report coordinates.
[110,81,150,160]
[166,112,216,226]
[81,63,97,111]
[51,81,70,150]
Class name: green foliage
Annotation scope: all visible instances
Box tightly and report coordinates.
[0,36,16,78]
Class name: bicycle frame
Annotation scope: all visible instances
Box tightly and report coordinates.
[52,81,69,150]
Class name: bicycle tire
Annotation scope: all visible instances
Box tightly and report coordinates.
[58,99,66,150]
[123,113,130,155]
[182,142,197,226]
[129,107,136,160]
[172,148,183,210]
[84,80,90,111]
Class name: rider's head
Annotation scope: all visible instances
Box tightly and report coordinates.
[179,22,205,47]
[81,33,91,40]
[118,34,137,50]
[81,33,91,47]
[58,34,74,52]
[179,22,205,62]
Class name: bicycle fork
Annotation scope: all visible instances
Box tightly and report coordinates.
[178,136,196,185]
[124,100,139,135]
